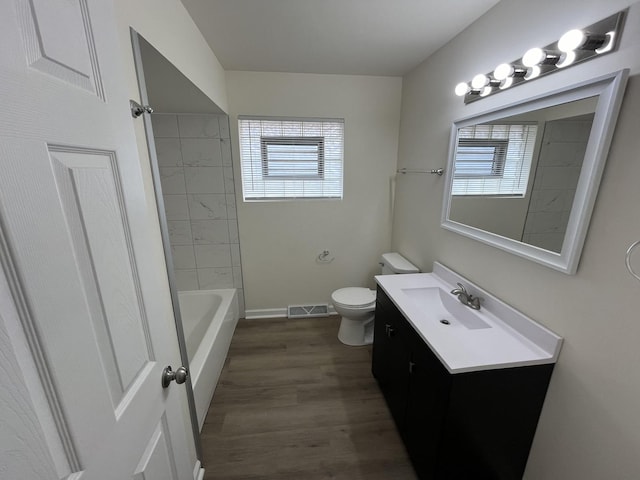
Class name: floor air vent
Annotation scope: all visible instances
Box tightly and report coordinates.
[287,304,329,318]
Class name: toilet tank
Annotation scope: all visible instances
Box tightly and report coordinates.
[380,252,419,275]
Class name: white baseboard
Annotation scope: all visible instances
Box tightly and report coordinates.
[245,305,338,320]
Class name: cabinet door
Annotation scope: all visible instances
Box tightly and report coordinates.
[372,292,411,433]
[438,366,554,480]
[404,330,452,479]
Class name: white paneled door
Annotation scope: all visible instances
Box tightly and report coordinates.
[0,1,196,479]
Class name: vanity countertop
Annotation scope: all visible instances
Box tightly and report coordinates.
[375,262,563,374]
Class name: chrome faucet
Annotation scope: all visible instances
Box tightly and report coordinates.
[450,282,481,310]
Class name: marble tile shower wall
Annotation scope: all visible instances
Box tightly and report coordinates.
[522,115,592,253]
[152,114,244,315]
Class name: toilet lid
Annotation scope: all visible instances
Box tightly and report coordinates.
[332,287,376,308]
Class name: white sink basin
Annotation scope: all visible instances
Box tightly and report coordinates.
[401,287,491,330]
[375,262,563,373]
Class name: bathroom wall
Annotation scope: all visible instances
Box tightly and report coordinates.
[226,72,402,314]
[114,0,228,114]
[393,0,640,478]
[153,114,245,315]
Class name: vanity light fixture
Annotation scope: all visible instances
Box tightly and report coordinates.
[455,10,626,103]
[558,29,614,53]
[522,47,576,70]
[493,63,526,81]
[455,74,502,97]
[493,63,527,90]
[522,47,557,67]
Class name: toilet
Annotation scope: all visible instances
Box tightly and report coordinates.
[331,252,419,346]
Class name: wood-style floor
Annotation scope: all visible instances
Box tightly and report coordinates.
[201,316,418,480]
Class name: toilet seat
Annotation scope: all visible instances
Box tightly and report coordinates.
[331,287,376,308]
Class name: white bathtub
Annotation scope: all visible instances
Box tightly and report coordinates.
[178,289,239,430]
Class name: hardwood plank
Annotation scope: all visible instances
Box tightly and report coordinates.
[201,316,417,479]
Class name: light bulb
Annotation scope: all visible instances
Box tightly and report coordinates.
[493,63,514,81]
[499,77,513,90]
[480,86,493,97]
[558,29,585,52]
[556,51,576,68]
[455,82,470,96]
[595,31,615,54]
[471,74,489,89]
[524,66,541,80]
[522,48,546,67]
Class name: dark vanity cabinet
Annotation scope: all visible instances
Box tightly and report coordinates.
[372,287,554,480]
[371,290,412,428]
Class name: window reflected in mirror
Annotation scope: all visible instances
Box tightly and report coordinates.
[453,124,538,196]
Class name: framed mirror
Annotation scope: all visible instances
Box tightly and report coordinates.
[441,69,629,274]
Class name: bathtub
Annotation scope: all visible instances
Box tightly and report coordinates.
[178,289,239,430]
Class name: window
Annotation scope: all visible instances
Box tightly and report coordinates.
[238,116,344,200]
[261,137,324,179]
[454,139,508,178]
[452,123,538,196]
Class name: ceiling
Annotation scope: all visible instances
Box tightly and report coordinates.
[180,0,501,76]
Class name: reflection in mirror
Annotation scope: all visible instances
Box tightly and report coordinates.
[441,69,629,274]
[449,97,597,253]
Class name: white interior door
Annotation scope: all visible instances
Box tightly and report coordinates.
[0,0,197,479]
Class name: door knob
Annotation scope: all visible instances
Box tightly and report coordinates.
[161,365,188,388]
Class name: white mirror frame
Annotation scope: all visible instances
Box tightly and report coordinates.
[441,69,629,274]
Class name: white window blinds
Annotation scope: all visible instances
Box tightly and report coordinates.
[238,116,344,200]
[452,123,538,196]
